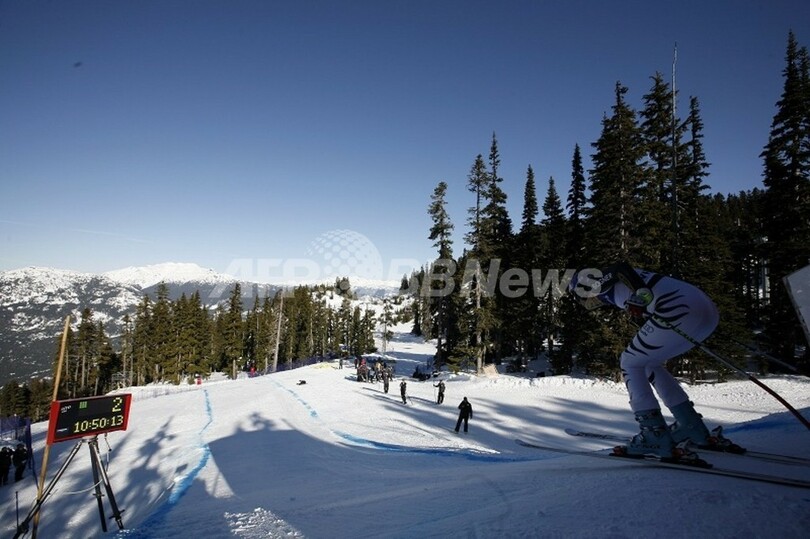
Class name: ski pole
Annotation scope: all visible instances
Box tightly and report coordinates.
[649,313,810,431]
[730,339,800,374]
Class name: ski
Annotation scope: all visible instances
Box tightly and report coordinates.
[516,439,810,489]
[564,428,810,466]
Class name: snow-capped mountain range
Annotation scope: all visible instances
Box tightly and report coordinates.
[0,263,400,386]
[103,262,237,289]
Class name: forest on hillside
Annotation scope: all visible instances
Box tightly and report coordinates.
[406,31,809,381]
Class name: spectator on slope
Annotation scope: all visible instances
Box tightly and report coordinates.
[434,380,446,404]
[0,446,11,485]
[13,443,27,482]
[382,368,390,394]
[455,397,473,433]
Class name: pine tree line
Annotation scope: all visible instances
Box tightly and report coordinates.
[2,279,385,421]
[116,280,381,386]
[410,32,810,380]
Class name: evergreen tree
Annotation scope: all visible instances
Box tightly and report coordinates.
[639,72,683,270]
[566,144,588,264]
[464,154,490,372]
[27,378,53,421]
[511,165,542,360]
[727,190,768,332]
[760,31,810,367]
[676,96,714,280]
[581,82,649,376]
[427,180,454,365]
[586,82,648,264]
[150,283,175,382]
[173,292,211,381]
[560,145,591,372]
[74,307,97,394]
[480,133,514,363]
[243,296,260,371]
[132,294,154,385]
[120,313,134,387]
[539,177,568,372]
[93,320,118,394]
[217,284,244,376]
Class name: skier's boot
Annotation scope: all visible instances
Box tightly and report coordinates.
[616,408,678,459]
[669,400,745,454]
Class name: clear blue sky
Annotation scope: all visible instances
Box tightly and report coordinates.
[1,1,808,281]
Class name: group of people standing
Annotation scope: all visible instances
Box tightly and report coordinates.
[0,443,28,485]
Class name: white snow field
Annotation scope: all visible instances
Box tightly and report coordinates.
[3,326,809,538]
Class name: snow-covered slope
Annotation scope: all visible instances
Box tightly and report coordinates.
[4,326,809,538]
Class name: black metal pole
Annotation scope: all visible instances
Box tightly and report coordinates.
[650,314,810,430]
[88,438,107,533]
[731,338,801,374]
[89,437,124,530]
[14,440,84,538]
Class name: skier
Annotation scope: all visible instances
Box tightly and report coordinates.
[568,261,741,459]
[434,380,445,404]
[455,397,473,433]
[400,380,407,404]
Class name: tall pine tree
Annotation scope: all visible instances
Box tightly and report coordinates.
[760,31,810,367]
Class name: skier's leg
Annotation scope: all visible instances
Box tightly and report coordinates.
[646,365,689,408]
[620,362,659,412]
[645,364,711,444]
[620,335,675,458]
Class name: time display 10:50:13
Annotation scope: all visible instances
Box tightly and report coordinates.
[72,413,126,434]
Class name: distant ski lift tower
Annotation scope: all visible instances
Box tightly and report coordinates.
[671,42,679,278]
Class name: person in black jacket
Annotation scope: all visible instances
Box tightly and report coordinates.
[0,446,11,485]
[13,443,27,482]
[455,397,473,433]
[400,380,407,404]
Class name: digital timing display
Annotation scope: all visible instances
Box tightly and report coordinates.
[46,394,132,444]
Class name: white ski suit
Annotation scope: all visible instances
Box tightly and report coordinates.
[572,263,719,412]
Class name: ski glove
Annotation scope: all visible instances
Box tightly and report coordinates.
[626,287,653,318]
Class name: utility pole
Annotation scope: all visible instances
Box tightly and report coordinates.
[671,42,680,278]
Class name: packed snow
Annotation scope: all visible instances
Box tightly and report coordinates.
[3,324,809,538]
